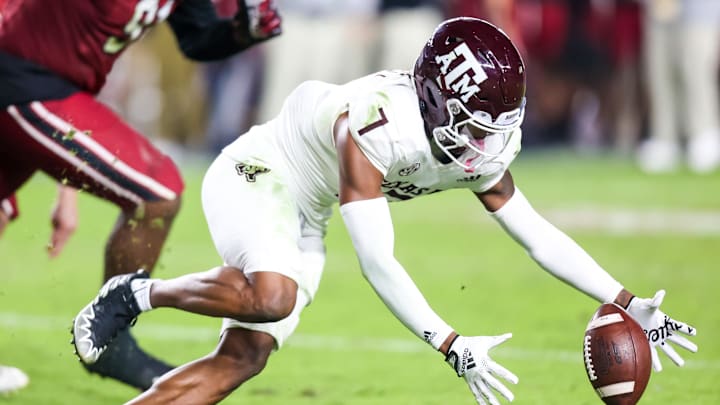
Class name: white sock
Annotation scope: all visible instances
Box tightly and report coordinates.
[130,278,155,312]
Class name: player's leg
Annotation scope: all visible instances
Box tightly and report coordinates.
[2,94,183,388]
[637,12,680,172]
[4,94,184,278]
[103,197,181,280]
[127,327,275,404]
[680,21,720,173]
[146,151,316,320]
[150,266,297,321]
[127,227,325,403]
[0,208,7,237]
[0,189,30,239]
[73,151,325,367]
[0,119,46,397]
[34,94,183,279]
[0,128,38,237]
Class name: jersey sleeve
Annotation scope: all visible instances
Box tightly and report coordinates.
[346,92,398,177]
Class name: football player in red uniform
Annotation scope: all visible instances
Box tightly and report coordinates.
[0,0,281,391]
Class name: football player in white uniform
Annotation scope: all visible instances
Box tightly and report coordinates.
[72,17,697,405]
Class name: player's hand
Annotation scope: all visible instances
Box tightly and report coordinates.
[626,290,697,371]
[48,185,78,258]
[237,0,282,41]
[446,334,518,405]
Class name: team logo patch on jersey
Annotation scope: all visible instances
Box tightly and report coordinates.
[457,174,482,183]
[235,163,270,182]
[399,163,420,176]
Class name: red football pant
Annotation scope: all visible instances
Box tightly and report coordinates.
[0,92,184,215]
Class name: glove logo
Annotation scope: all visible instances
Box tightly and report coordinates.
[444,334,518,403]
[462,347,476,371]
[646,315,679,343]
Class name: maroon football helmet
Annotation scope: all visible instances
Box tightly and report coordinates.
[413,17,526,170]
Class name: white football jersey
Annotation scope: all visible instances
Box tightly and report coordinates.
[222,70,522,232]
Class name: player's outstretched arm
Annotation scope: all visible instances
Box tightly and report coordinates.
[335,112,452,348]
[335,114,517,404]
[339,193,519,404]
[167,0,281,61]
[477,171,624,304]
[479,173,698,371]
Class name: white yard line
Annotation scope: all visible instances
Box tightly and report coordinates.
[1,311,717,370]
[543,208,720,236]
[393,206,720,235]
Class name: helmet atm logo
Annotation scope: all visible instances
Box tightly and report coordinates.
[434,42,488,103]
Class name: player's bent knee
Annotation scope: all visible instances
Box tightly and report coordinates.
[249,272,298,321]
[254,293,295,321]
[136,197,182,222]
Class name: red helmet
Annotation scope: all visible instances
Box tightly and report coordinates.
[413,17,526,170]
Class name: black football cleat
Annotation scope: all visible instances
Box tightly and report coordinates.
[72,270,147,365]
[80,329,174,390]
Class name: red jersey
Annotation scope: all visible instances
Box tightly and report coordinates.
[0,0,179,94]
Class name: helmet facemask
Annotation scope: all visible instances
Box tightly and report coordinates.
[432,97,525,172]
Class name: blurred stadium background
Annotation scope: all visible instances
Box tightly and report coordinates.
[92,0,655,158]
[2,0,720,403]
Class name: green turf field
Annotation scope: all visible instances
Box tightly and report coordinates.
[1,150,719,404]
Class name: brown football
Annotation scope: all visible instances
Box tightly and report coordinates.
[582,303,652,405]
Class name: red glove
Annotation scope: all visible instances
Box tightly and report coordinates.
[238,0,282,41]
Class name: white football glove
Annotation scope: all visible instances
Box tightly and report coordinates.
[445,334,519,405]
[626,290,698,371]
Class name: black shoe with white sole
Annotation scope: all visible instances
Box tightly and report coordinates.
[72,270,147,365]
